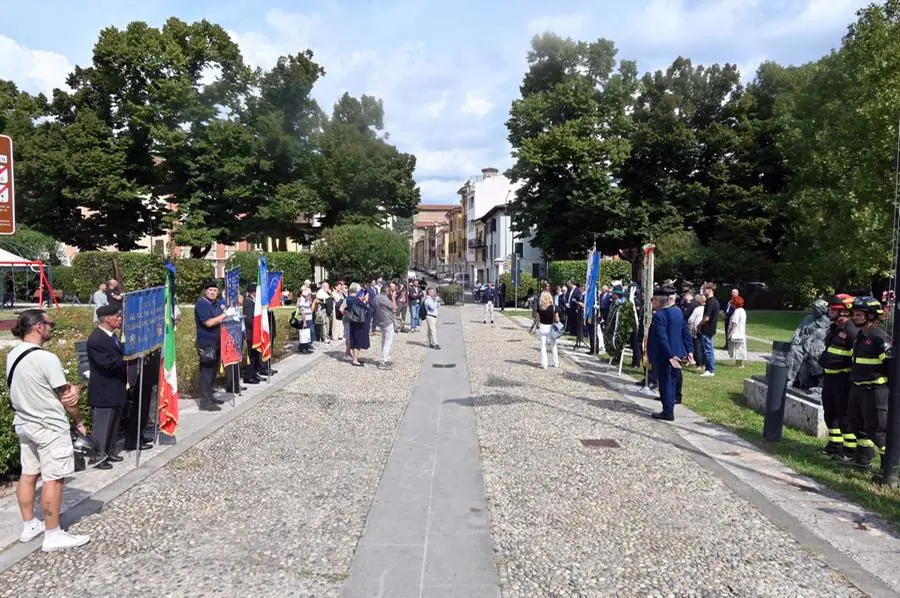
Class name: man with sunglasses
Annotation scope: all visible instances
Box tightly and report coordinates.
[8,309,90,551]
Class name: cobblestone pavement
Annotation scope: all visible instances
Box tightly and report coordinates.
[464,308,863,598]
[0,332,426,597]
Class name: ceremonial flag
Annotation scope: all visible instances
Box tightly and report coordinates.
[584,249,601,322]
[158,262,179,436]
[252,257,272,362]
[267,272,283,308]
[220,320,243,366]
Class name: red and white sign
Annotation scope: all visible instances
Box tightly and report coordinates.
[0,135,14,235]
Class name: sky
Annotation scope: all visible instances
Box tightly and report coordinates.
[0,0,874,205]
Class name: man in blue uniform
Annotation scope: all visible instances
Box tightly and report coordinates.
[647,286,694,421]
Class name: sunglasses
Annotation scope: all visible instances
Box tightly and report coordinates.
[40,320,56,329]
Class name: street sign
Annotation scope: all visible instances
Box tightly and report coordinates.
[0,135,14,235]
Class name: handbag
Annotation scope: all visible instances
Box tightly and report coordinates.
[348,301,368,324]
[549,322,564,341]
[298,327,311,344]
[197,345,217,364]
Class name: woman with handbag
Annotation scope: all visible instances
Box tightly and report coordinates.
[538,290,561,369]
[293,288,315,354]
[345,285,374,367]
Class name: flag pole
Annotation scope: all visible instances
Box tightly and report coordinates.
[134,355,145,468]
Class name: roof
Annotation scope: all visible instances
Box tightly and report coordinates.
[0,247,39,265]
[417,203,459,211]
[475,203,508,223]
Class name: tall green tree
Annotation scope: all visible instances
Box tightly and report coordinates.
[315,93,419,228]
[506,34,639,259]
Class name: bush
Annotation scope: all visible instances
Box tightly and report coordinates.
[548,259,632,288]
[437,284,462,305]
[499,272,539,301]
[71,252,213,303]
[49,265,76,297]
[172,258,214,302]
[228,251,312,294]
[314,225,409,284]
[0,305,295,478]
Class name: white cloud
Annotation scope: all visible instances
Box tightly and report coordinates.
[417,178,465,202]
[425,91,450,118]
[735,55,767,82]
[0,34,73,96]
[460,91,494,117]
[527,14,586,38]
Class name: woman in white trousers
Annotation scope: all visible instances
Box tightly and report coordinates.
[537,290,560,369]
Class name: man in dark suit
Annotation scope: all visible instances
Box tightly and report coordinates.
[124,350,157,451]
[647,287,694,422]
[243,284,263,384]
[666,289,694,407]
[87,304,127,469]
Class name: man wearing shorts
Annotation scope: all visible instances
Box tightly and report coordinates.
[9,309,91,551]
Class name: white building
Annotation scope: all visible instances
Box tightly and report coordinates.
[458,167,528,283]
[475,204,543,284]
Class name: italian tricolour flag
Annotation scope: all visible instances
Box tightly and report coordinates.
[158,262,179,436]
[252,256,272,362]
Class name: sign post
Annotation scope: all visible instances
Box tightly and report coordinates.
[0,135,15,235]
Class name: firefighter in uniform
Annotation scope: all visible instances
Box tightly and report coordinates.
[818,295,857,458]
[846,297,889,469]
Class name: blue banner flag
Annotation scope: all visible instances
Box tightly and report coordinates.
[584,250,601,321]
[122,285,166,359]
[225,268,240,308]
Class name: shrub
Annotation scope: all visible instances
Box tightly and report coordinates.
[49,266,76,297]
[437,284,462,305]
[227,251,312,294]
[499,272,539,301]
[172,258,214,302]
[0,305,294,478]
[548,258,632,288]
[314,225,409,284]
[72,252,166,298]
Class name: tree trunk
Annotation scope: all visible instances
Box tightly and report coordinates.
[191,245,212,259]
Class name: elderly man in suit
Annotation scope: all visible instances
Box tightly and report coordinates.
[647,287,694,422]
[87,304,127,469]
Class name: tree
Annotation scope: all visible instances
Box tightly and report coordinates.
[506,34,639,259]
[242,51,328,251]
[314,224,410,282]
[315,93,420,228]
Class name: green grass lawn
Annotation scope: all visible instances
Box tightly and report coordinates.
[616,355,900,528]
[745,310,805,342]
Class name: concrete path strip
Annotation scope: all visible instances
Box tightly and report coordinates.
[342,307,501,598]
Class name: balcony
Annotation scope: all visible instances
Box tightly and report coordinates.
[468,236,485,249]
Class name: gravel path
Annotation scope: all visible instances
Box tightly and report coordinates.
[464,308,863,598]
[0,333,426,597]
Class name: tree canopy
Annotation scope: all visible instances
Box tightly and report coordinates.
[507,0,900,302]
[0,18,421,257]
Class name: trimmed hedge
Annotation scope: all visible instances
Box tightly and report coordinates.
[227,251,313,294]
[314,225,410,284]
[72,252,213,301]
[548,259,633,287]
[437,284,463,306]
[49,266,76,298]
[0,305,295,477]
[499,272,539,301]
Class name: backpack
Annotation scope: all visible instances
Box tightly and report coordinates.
[419,300,428,320]
[334,298,344,320]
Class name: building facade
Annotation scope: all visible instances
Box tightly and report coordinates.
[476,204,543,285]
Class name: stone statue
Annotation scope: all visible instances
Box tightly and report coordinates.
[786,299,831,390]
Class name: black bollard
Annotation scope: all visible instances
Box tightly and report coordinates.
[879,354,900,487]
[763,341,792,443]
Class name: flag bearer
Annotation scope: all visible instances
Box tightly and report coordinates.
[818,295,857,458]
[846,297,889,469]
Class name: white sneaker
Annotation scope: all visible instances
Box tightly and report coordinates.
[19,519,45,542]
[42,529,91,552]
[700,371,715,377]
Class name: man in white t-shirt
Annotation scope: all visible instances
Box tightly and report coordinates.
[8,309,91,552]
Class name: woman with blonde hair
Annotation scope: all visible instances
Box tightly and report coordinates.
[537,290,560,369]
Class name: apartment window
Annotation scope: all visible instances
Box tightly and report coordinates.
[490,218,496,233]
[532,263,540,278]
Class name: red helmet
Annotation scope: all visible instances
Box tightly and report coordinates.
[828,294,854,317]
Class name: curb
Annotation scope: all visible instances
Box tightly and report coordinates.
[499,311,898,598]
[0,352,325,572]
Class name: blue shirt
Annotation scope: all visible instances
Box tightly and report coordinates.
[195,297,223,347]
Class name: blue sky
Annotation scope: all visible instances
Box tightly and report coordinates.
[0,0,872,204]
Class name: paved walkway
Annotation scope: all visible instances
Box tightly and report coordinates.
[0,305,897,597]
[342,307,499,597]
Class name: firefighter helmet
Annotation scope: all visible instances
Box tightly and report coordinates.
[851,296,884,318]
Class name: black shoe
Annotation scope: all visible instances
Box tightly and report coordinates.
[106,455,124,463]
[434,345,441,350]
[126,442,153,451]
[651,412,675,421]
[199,401,222,412]
[244,378,260,385]
[675,398,682,405]
[94,461,113,470]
